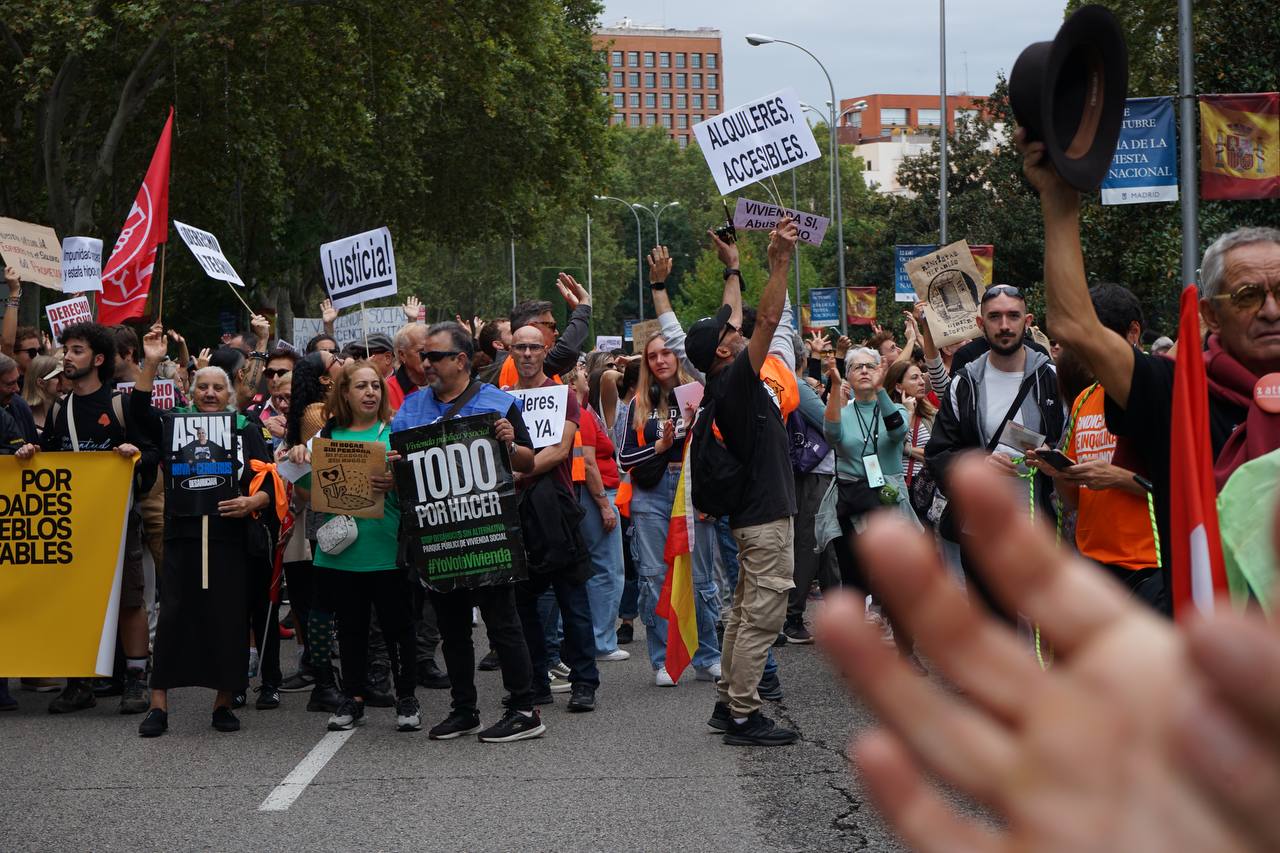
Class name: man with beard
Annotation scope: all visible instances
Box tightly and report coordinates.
[924,286,1064,615]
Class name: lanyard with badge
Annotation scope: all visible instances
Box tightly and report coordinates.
[853,401,885,488]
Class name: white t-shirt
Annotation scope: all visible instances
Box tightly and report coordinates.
[981,362,1028,459]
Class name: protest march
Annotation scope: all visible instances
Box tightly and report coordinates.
[1,1,1280,850]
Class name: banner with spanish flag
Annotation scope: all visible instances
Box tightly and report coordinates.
[845,286,877,326]
[1199,93,1279,201]
[0,453,135,676]
[656,440,698,683]
[969,245,994,286]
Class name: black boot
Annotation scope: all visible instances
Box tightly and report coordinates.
[306,661,343,713]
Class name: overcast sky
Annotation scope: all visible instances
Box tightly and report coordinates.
[599,0,1069,111]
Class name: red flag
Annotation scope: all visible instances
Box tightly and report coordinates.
[1170,284,1228,617]
[99,108,173,325]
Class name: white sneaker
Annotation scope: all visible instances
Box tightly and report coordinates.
[654,666,676,687]
[596,649,631,662]
[695,662,722,681]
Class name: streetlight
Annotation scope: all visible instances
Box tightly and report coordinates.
[938,0,949,244]
[593,194,646,322]
[748,33,847,334]
[487,204,517,309]
[632,201,680,245]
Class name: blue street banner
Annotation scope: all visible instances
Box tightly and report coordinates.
[808,288,841,328]
[1101,97,1179,205]
[894,245,937,303]
[623,319,638,342]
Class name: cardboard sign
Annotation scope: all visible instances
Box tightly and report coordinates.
[310,436,387,519]
[596,335,623,353]
[116,380,177,410]
[164,413,239,516]
[0,217,62,290]
[173,221,245,286]
[320,226,397,311]
[292,306,408,350]
[629,319,662,352]
[907,241,984,347]
[693,88,822,195]
[808,288,841,328]
[45,296,94,340]
[508,385,569,449]
[732,198,830,246]
[392,413,527,593]
[60,236,103,293]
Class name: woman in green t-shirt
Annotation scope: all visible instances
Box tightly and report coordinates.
[296,361,418,733]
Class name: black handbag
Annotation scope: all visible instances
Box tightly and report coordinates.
[836,477,882,517]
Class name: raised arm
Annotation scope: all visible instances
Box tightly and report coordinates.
[1019,129,1135,407]
[747,217,798,374]
[320,299,339,337]
[2,267,19,357]
[546,273,592,377]
[708,228,742,329]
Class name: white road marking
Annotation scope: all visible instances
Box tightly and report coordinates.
[257,729,356,812]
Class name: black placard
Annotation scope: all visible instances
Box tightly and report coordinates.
[163,412,239,516]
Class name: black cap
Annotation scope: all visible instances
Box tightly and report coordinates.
[1009,4,1129,192]
[686,304,733,374]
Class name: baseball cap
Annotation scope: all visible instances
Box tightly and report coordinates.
[685,304,733,374]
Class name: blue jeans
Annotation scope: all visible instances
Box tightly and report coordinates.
[715,516,778,679]
[535,589,563,668]
[516,572,599,692]
[631,467,721,672]
[579,486,626,655]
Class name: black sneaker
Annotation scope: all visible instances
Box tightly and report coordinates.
[48,680,96,714]
[231,692,246,709]
[280,671,315,692]
[428,709,482,740]
[363,683,395,708]
[758,670,784,702]
[477,650,500,672]
[118,670,149,715]
[783,622,815,644]
[138,708,168,738]
[723,710,798,746]
[212,706,241,733]
[307,683,343,713]
[327,697,365,731]
[395,696,422,732]
[707,701,732,732]
[772,631,788,647]
[417,660,451,689]
[616,622,634,645]
[566,683,596,713]
[255,685,281,710]
[477,709,546,743]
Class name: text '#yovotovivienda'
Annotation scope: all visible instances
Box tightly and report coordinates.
[0,468,74,565]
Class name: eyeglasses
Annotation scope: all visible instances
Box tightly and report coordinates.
[419,350,462,362]
[849,363,878,373]
[981,284,1024,303]
[262,368,290,379]
[324,354,347,369]
[1212,281,1280,313]
[511,343,545,354]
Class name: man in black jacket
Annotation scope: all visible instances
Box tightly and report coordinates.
[481,273,592,387]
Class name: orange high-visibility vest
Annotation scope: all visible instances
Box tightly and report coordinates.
[571,430,586,483]
[499,355,563,390]
[615,471,632,519]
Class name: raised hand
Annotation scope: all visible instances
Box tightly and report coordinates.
[141,324,167,365]
[766,216,799,272]
[4,265,18,292]
[455,314,473,336]
[707,226,740,268]
[320,298,339,325]
[250,313,270,346]
[196,347,212,370]
[834,335,852,359]
[402,295,423,322]
[1015,125,1079,211]
[647,246,673,283]
[556,272,590,308]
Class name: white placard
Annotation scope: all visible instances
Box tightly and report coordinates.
[692,88,822,195]
[292,306,409,350]
[320,226,397,311]
[173,220,244,286]
[60,236,103,293]
[275,457,310,483]
[116,379,177,410]
[45,295,94,339]
[732,198,830,246]
[673,381,704,423]
[509,385,569,449]
[595,335,623,353]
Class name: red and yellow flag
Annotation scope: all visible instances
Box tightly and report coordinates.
[656,440,698,682]
[845,286,877,326]
[1199,93,1279,201]
[970,244,994,286]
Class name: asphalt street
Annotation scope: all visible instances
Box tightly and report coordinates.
[0,606,911,852]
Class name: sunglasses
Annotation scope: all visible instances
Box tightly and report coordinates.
[531,320,558,334]
[419,349,462,362]
[1212,281,1280,313]
[716,321,738,347]
[17,347,39,359]
[262,367,290,379]
[511,343,545,354]
[981,284,1024,303]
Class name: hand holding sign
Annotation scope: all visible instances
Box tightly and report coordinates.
[708,227,740,267]
[767,216,799,272]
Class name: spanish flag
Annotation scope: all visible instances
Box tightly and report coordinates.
[1199,93,1280,201]
[656,439,698,682]
[845,286,877,326]
[970,244,994,286]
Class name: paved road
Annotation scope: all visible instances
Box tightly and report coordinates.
[0,608,908,852]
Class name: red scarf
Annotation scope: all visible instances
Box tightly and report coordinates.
[1204,335,1280,489]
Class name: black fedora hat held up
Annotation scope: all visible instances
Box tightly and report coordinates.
[1009,4,1129,192]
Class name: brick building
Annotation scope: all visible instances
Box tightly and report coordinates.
[834,93,983,145]
[593,21,724,148]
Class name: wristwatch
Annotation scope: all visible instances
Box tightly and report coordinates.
[649,280,667,291]
[249,351,268,361]
[722,267,741,281]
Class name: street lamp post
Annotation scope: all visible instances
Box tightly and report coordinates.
[938,0,949,244]
[593,195,646,322]
[633,201,681,246]
[750,34,847,334]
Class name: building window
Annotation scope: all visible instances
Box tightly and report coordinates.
[612,71,623,86]
[677,114,688,129]
[707,94,718,110]
[661,114,672,128]
[646,113,657,126]
[661,93,671,108]
[848,111,862,128]
[917,108,942,126]
[678,134,688,148]
[692,114,703,123]
[691,73,702,89]
[613,93,623,107]
[660,73,671,88]
[644,72,656,88]
[675,73,687,88]
[707,74,718,89]
[644,92,655,107]
[676,94,687,108]
[691,53,702,68]
[707,54,718,69]
[611,51,622,67]
[660,52,671,68]
[628,72,639,87]
[692,94,703,108]
[954,108,978,126]
[643,51,655,67]
[612,113,624,125]
[627,51,639,67]
[675,53,686,68]
[629,113,640,127]
[628,93,640,107]
[881,107,908,126]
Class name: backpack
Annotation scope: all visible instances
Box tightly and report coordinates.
[786,409,830,474]
[49,391,159,494]
[689,395,759,519]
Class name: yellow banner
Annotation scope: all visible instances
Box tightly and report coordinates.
[0,453,134,676]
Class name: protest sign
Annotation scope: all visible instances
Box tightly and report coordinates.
[629,319,662,352]
[1102,97,1179,205]
[45,296,94,340]
[693,88,822,195]
[907,241,984,347]
[60,237,103,293]
[0,217,62,290]
[894,245,938,303]
[673,381,704,423]
[293,306,408,350]
[596,335,623,352]
[173,221,245,286]
[392,413,526,593]
[310,437,388,519]
[164,413,239,516]
[509,384,569,449]
[732,198,830,246]
[846,287,878,326]
[117,380,177,410]
[321,226,397,311]
[0,453,135,676]
[808,288,841,328]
